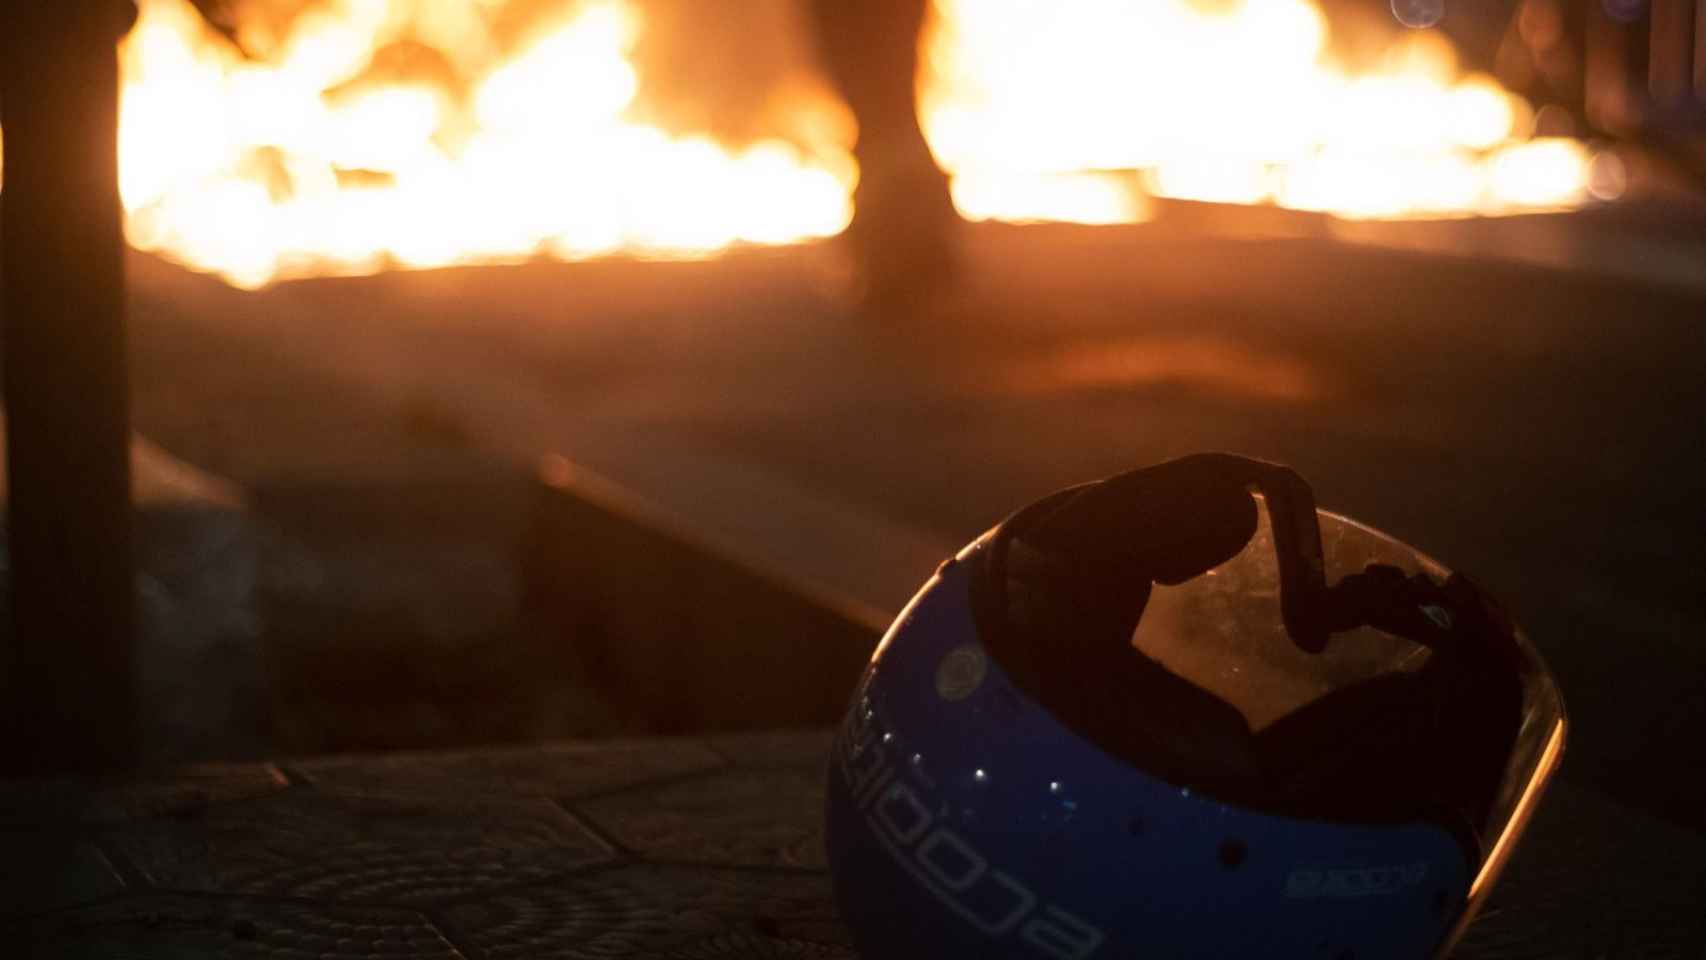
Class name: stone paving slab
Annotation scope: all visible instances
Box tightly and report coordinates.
[0,764,289,827]
[0,834,125,923]
[439,865,851,959]
[12,893,464,959]
[290,739,724,801]
[577,766,827,870]
[107,790,614,907]
[704,729,836,770]
[4,731,1703,958]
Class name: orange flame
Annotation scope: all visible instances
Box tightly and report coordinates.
[919,0,1608,224]
[110,0,856,288]
[0,0,1617,289]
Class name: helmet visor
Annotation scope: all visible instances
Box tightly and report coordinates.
[990,490,1565,886]
[1131,497,1566,862]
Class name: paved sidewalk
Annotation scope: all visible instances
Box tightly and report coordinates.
[5,730,1702,958]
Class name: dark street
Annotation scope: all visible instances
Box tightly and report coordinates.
[125,218,1706,833]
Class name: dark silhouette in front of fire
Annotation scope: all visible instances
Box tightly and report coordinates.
[809,0,960,316]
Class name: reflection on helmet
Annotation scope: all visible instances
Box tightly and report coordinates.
[824,455,1565,960]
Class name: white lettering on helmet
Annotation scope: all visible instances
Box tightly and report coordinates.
[838,707,1108,959]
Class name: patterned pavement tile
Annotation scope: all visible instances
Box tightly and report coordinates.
[575,767,827,869]
[6,892,465,959]
[292,739,723,800]
[0,832,125,922]
[0,764,289,826]
[441,863,851,959]
[705,729,835,770]
[9,735,1699,959]
[108,790,614,907]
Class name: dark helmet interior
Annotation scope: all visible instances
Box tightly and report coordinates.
[970,456,1526,860]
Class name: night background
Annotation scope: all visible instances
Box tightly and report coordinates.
[2,0,1704,955]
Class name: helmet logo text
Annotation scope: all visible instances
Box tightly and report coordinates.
[1285,862,1429,898]
[837,704,1106,959]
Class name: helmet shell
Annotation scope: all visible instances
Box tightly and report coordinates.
[824,533,1471,960]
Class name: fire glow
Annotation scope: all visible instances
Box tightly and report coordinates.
[110,0,857,288]
[922,0,1605,225]
[1,0,1610,288]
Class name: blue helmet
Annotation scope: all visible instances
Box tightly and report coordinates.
[824,454,1565,960]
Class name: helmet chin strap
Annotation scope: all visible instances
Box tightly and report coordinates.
[1242,458,1511,659]
[1233,459,1333,653]
[1012,453,1501,656]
